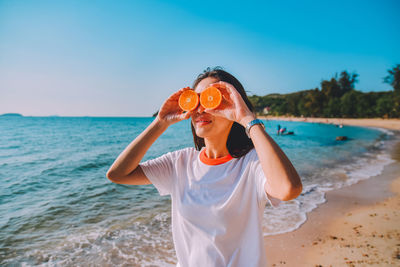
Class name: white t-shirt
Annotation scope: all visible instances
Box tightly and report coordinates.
[140,147,280,267]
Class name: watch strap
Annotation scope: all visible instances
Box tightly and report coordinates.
[245,119,265,138]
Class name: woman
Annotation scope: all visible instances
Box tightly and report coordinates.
[106,67,302,267]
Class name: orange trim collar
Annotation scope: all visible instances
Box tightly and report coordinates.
[199,149,233,165]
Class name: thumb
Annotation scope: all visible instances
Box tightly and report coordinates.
[183,111,194,120]
[179,111,194,121]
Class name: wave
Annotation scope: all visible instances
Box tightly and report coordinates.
[261,129,397,236]
[73,161,110,172]
[3,213,177,266]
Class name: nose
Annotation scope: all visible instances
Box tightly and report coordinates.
[196,104,205,114]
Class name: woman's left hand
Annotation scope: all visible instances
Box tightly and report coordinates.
[205,81,256,127]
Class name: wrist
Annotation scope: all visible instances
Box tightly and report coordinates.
[244,118,265,138]
[239,114,257,127]
[154,116,170,130]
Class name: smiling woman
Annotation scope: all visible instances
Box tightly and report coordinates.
[106,67,302,267]
[190,68,256,158]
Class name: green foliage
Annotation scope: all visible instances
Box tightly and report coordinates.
[384,64,400,94]
[249,69,399,118]
[340,90,359,117]
[383,65,400,117]
[375,93,394,117]
[339,71,358,95]
[321,78,342,98]
[323,98,341,118]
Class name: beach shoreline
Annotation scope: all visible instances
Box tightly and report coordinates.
[263,117,400,266]
[259,116,400,131]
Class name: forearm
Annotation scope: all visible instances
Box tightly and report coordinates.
[241,117,302,200]
[107,117,169,177]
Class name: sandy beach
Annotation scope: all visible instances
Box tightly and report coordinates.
[263,117,400,266]
[260,116,400,131]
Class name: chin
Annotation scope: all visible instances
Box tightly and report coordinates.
[194,128,208,138]
[191,122,208,137]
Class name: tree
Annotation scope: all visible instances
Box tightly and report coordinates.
[323,98,341,117]
[304,88,325,117]
[286,93,304,116]
[297,97,309,117]
[248,66,399,118]
[321,71,358,99]
[248,95,264,113]
[355,93,371,117]
[384,64,400,94]
[338,71,358,95]
[375,93,395,118]
[321,77,342,98]
[340,91,359,117]
[384,64,400,117]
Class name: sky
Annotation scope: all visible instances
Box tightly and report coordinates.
[1,0,399,117]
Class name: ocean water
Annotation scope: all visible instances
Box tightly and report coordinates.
[0,116,397,266]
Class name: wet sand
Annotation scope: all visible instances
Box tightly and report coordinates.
[263,117,400,266]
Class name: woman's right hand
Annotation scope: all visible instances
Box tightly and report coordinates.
[156,87,195,127]
[108,88,193,185]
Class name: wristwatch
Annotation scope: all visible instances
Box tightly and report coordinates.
[245,119,265,138]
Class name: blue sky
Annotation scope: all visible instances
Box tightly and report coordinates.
[1,0,399,116]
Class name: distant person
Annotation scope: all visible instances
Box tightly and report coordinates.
[278,126,286,135]
[107,67,302,267]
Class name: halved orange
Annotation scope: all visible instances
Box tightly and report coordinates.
[178,90,199,111]
[200,86,222,109]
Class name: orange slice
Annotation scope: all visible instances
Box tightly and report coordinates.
[178,90,199,111]
[200,86,222,109]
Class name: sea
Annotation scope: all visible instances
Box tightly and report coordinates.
[0,116,398,266]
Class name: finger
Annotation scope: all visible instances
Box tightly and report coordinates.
[218,82,239,97]
[169,86,192,100]
[205,82,231,100]
[176,86,191,95]
[221,95,234,107]
[209,82,237,100]
[222,85,243,103]
[210,81,237,92]
[183,110,194,120]
[175,113,185,121]
[168,91,182,101]
[187,110,196,116]
[209,81,227,90]
[180,112,193,121]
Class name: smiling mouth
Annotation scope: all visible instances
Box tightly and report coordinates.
[195,120,212,125]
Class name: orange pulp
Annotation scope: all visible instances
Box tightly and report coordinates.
[178,90,200,111]
[200,86,222,109]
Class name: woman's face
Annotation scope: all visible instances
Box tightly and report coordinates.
[191,77,233,139]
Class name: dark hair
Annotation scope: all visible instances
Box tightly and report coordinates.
[191,67,255,158]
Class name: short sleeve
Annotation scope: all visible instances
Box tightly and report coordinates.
[251,151,281,208]
[140,151,176,196]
